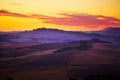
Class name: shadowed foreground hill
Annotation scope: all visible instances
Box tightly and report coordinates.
[0,42,120,80]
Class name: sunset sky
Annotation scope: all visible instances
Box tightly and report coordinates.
[0,0,120,31]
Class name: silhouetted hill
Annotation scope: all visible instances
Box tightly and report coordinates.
[0,27,120,44]
[33,28,64,32]
[97,27,120,37]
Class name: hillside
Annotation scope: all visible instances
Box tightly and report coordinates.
[0,27,120,44]
[97,27,120,37]
[0,42,120,80]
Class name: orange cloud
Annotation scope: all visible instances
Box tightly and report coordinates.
[0,10,120,29]
[35,13,120,28]
[0,10,29,18]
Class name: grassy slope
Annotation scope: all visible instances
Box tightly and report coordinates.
[0,42,120,80]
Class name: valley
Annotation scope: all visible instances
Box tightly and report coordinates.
[0,41,120,80]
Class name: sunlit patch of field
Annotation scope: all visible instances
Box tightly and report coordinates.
[0,42,65,60]
[0,42,43,48]
[0,49,57,61]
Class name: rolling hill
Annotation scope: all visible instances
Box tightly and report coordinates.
[0,27,120,44]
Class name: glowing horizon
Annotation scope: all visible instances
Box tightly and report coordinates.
[0,0,120,31]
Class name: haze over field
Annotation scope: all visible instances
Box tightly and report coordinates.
[0,27,120,44]
[0,27,120,80]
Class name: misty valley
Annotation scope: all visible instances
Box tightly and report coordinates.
[0,27,120,80]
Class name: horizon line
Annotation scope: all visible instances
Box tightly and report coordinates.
[0,26,120,33]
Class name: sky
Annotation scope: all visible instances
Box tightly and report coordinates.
[0,0,120,31]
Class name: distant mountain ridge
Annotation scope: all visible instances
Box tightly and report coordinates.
[0,27,120,44]
[32,27,120,36]
[97,27,120,37]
